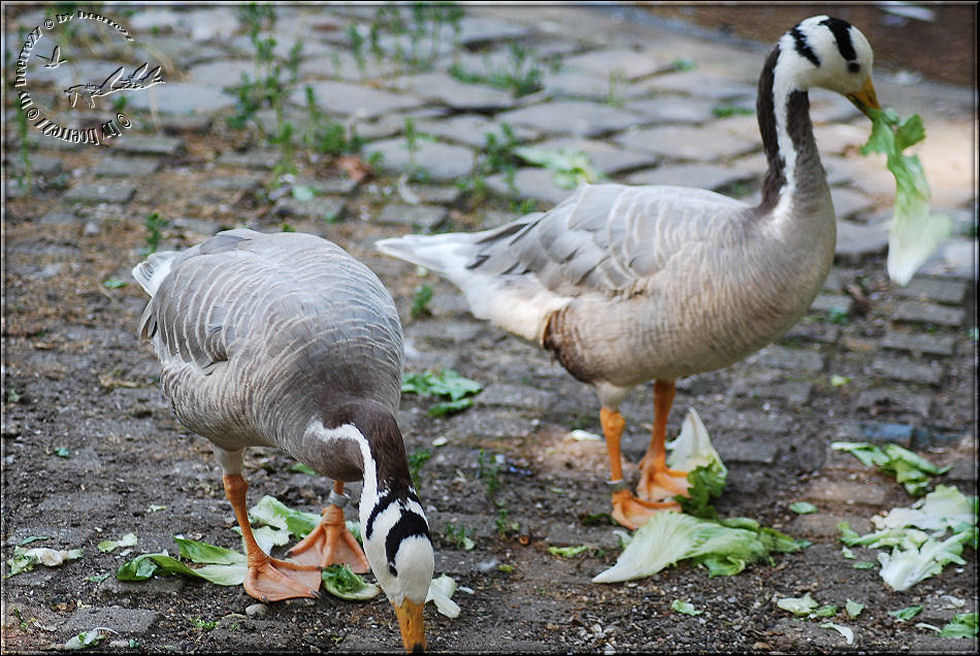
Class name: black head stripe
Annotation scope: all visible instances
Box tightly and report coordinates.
[385,511,430,577]
[820,17,857,61]
[790,25,820,67]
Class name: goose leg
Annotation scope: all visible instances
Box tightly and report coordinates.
[222,474,322,602]
[287,480,370,574]
[637,380,691,502]
[602,407,679,530]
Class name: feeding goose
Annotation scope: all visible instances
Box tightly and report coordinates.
[133,229,433,652]
[377,16,881,530]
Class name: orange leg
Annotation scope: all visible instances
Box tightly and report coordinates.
[222,474,322,602]
[287,480,370,574]
[637,380,691,502]
[601,407,679,530]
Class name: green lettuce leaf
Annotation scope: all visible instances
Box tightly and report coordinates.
[861,108,952,286]
[322,564,380,601]
[939,612,978,639]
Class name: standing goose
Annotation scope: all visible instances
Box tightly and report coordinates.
[133,229,433,652]
[377,16,881,530]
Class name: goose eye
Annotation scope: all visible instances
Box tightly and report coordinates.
[848,62,861,73]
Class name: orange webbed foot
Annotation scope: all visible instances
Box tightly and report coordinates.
[287,486,369,574]
[244,555,322,603]
[611,488,681,530]
[636,457,691,503]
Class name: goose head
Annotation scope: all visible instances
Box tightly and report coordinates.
[779,15,880,115]
[307,401,434,652]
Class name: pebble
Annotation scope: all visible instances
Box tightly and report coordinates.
[245,603,268,618]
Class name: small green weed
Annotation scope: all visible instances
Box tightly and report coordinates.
[407,447,432,488]
[444,523,475,550]
[411,284,433,319]
[141,212,170,255]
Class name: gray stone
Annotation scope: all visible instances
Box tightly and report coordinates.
[917,237,976,280]
[750,345,826,372]
[40,211,79,225]
[560,48,669,81]
[415,115,538,149]
[478,383,554,411]
[388,71,515,110]
[6,154,63,175]
[542,69,640,102]
[893,277,968,305]
[782,322,841,345]
[376,203,449,232]
[638,71,756,101]
[830,187,876,220]
[799,480,889,506]
[94,157,161,177]
[64,183,136,204]
[63,607,159,635]
[496,101,645,138]
[528,137,658,176]
[113,135,184,157]
[856,388,932,417]
[893,301,965,327]
[835,219,889,261]
[216,149,282,170]
[733,380,812,404]
[456,15,534,46]
[186,60,262,86]
[275,196,347,223]
[296,81,424,120]
[614,124,757,162]
[623,163,748,190]
[881,329,956,357]
[485,167,575,206]
[207,175,264,191]
[308,177,360,195]
[715,408,793,435]
[120,82,237,114]
[870,356,945,386]
[365,139,475,182]
[409,184,465,206]
[809,293,854,315]
[624,95,717,125]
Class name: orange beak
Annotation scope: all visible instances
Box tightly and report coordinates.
[393,598,426,653]
[847,77,881,117]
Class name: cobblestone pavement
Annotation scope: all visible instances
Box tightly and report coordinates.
[2,4,976,654]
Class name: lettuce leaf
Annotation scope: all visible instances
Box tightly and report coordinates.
[861,108,952,286]
[322,564,381,601]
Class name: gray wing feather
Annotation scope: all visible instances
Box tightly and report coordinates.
[473,183,747,296]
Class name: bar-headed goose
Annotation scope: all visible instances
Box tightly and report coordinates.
[133,229,433,652]
[377,16,881,530]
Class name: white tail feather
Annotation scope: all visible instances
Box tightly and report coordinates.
[131,250,179,296]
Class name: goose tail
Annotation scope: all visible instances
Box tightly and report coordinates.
[374,232,478,278]
[132,250,179,297]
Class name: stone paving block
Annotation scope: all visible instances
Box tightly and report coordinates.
[208,175,264,191]
[881,329,956,356]
[715,436,780,464]
[830,187,876,220]
[93,156,161,177]
[787,512,875,539]
[622,163,748,190]
[892,300,965,327]
[870,355,945,386]
[121,82,236,114]
[297,81,425,120]
[478,383,554,411]
[542,69,642,102]
[455,15,534,46]
[306,177,360,196]
[733,380,812,405]
[486,167,575,206]
[186,59,262,86]
[216,149,283,170]
[894,277,968,305]
[714,408,793,434]
[5,154,63,176]
[799,479,890,506]
[624,95,717,125]
[835,218,888,261]
[856,388,932,418]
[63,183,136,205]
[750,345,826,372]
[809,293,854,315]
[638,71,756,101]
[376,203,449,232]
[64,607,160,635]
[781,322,841,345]
[40,211,80,225]
[113,135,184,157]
[274,196,347,223]
[560,48,669,81]
[613,124,757,162]
[387,71,515,110]
[529,137,659,175]
[917,237,976,280]
[364,138,475,182]
[415,114,538,149]
[409,184,464,206]
[496,101,645,138]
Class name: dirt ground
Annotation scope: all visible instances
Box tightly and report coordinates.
[1,3,977,655]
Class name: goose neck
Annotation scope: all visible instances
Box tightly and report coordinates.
[756,45,828,216]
